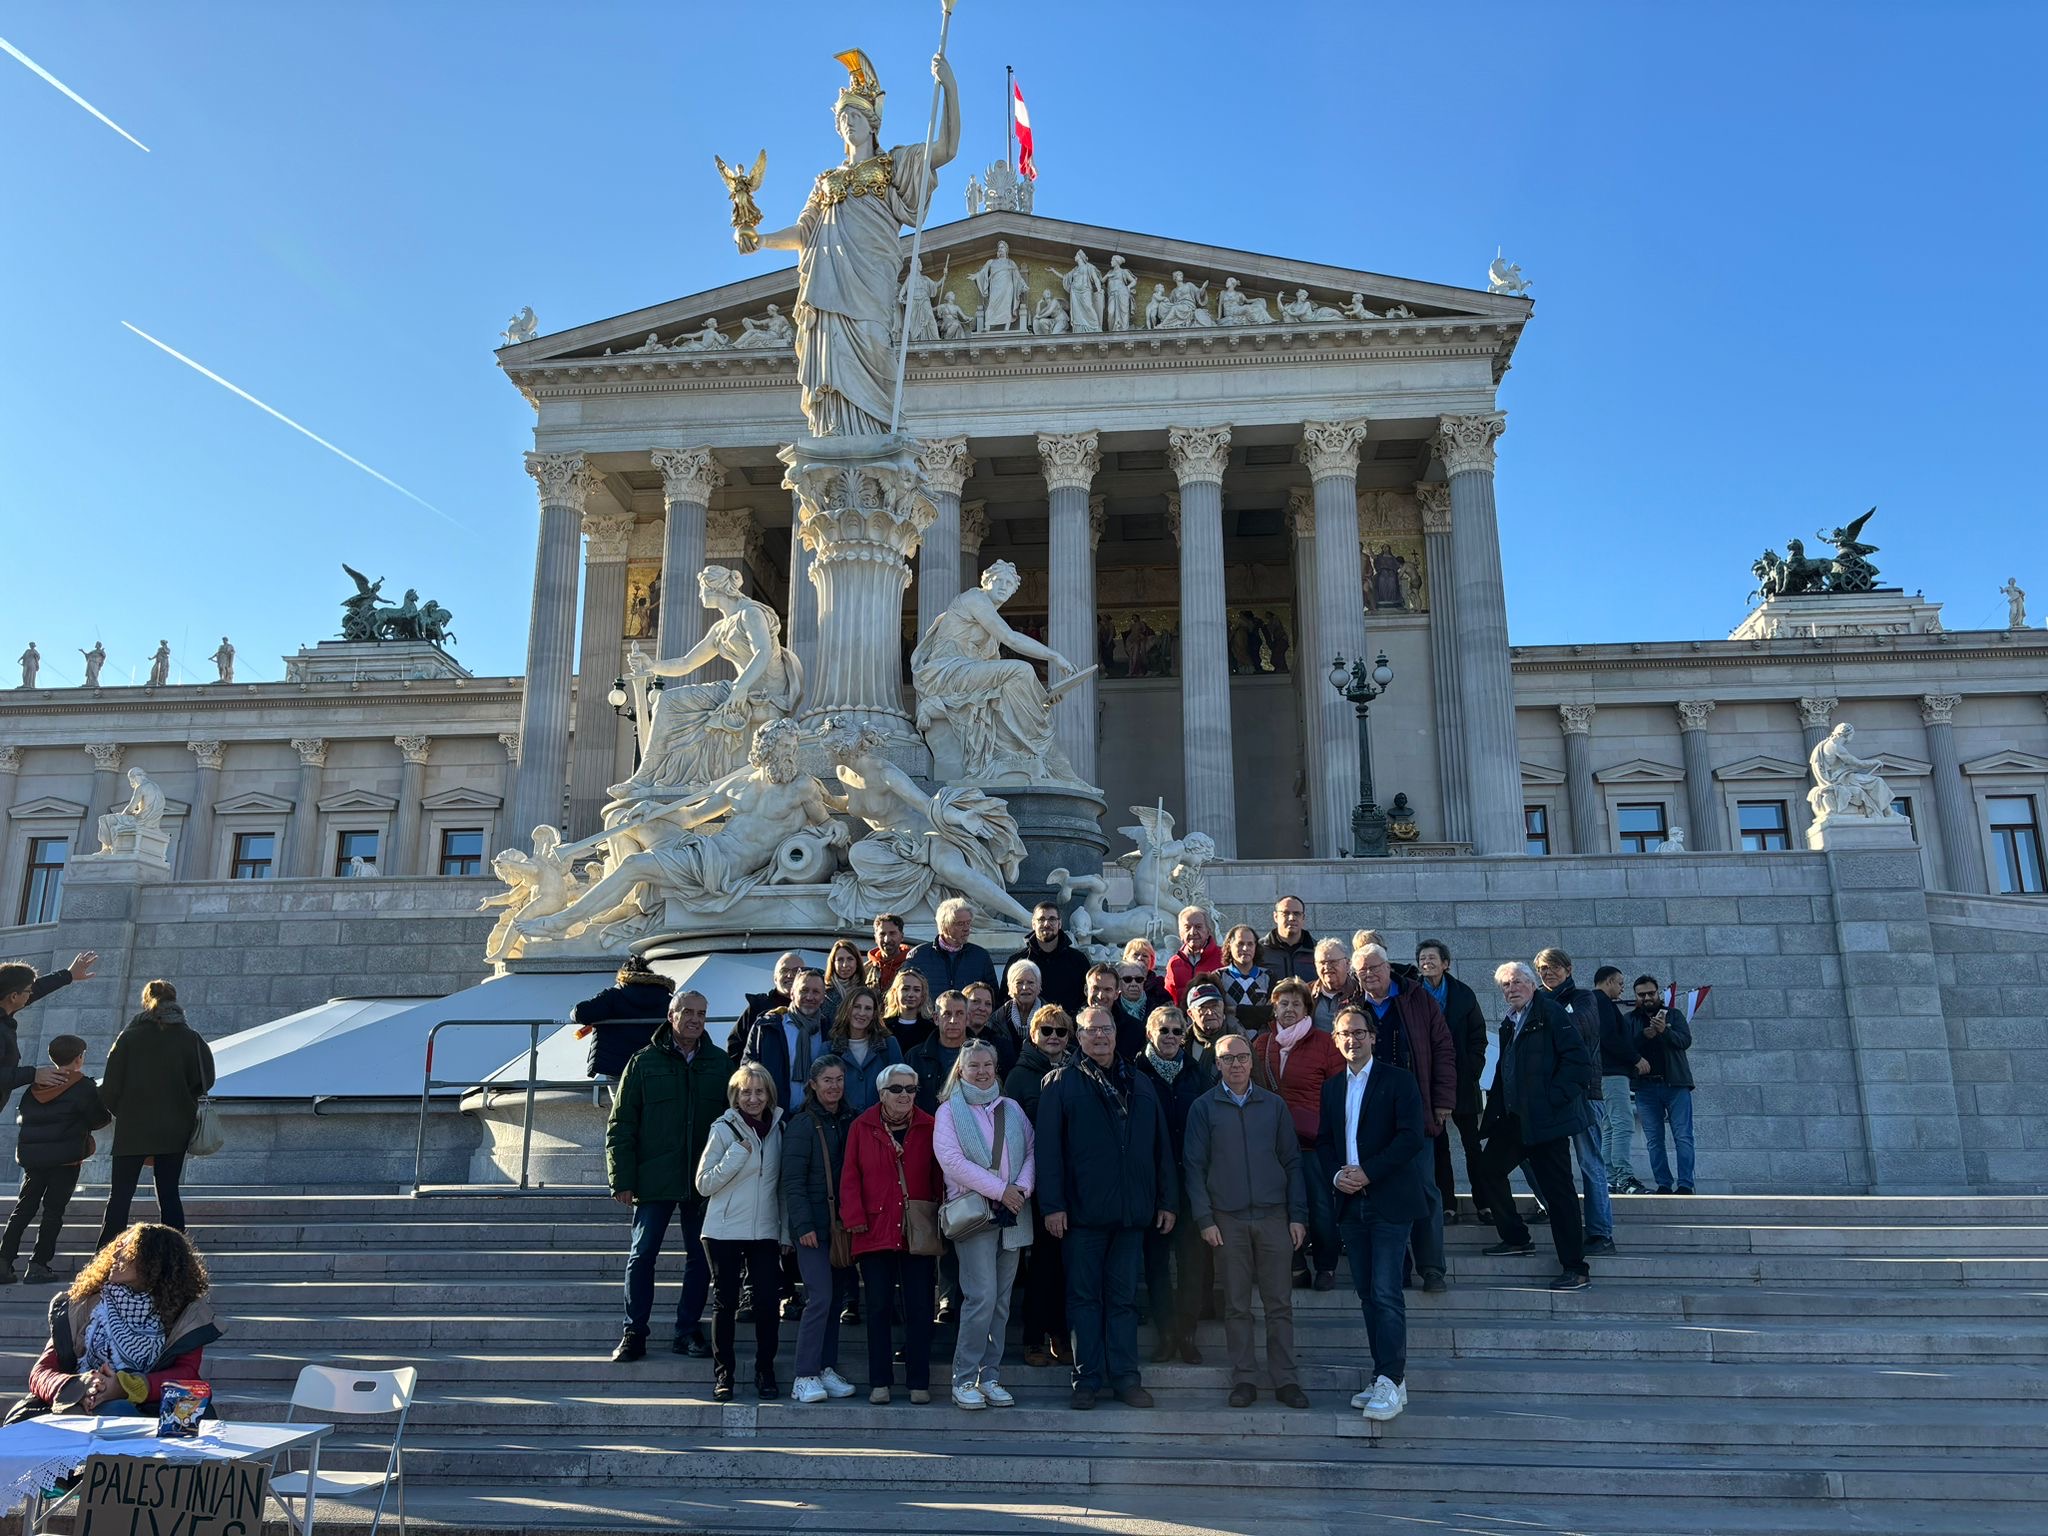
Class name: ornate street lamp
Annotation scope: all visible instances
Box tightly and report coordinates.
[1328,649,1395,858]
[609,673,662,770]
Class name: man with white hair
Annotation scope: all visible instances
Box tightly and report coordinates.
[1472,961,1597,1290]
[728,950,805,1055]
[1164,906,1222,1007]
[1308,938,1360,1032]
[904,897,999,1003]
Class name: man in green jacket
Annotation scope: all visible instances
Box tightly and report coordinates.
[606,989,730,1363]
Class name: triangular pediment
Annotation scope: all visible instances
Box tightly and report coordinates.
[1520,760,1566,785]
[1594,759,1685,785]
[1874,752,1932,778]
[1714,755,1808,781]
[1963,750,2048,775]
[318,789,398,813]
[502,211,1527,371]
[215,791,293,816]
[421,785,504,811]
[7,796,86,821]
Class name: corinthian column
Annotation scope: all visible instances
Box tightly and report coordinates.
[1436,412,1521,855]
[1676,700,1723,850]
[181,740,224,879]
[650,447,722,665]
[1798,695,1838,758]
[83,744,124,841]
[286,738,327,876]
[514,452,599,838]
[1286,488,1326,854]
[1922,694,1989,893]
[568,513,633,838]
[1302,419,1370,857]
[786,491,819,682]
[916,437,975,639]
[1417,483,1471,846]
[391,735,431,875]
[958,500,990,593]
[1168,426,1238,855]
[1037,431,1103,784]
[1558,705,1605,854]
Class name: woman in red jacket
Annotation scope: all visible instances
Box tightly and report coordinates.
[11,1223,217,1421]
[839,1063,941,1405]
[1251,979,1346,1291]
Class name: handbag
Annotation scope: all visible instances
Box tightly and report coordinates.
[187,1098,225,1158]
[939,1102,1006,1241]
[816,1120,853,1268]
[889,1129,942,1257]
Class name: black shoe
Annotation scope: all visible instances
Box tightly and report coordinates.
[1655,1186,1674,1195]
[1482,1239,1535,1257]
[1421,1269,1448,1294]
[1178,1333,1203,1366]
[1149,1336,1178,1364]
[681,1329,711,1358]
[1473,1209,1495,1227]
[1620,1176,1649,1195]
[840,1302,861,1325]
[611,1333,647,1363]
[1227,1382,1256,1408]
[935,1301,956,1327]
[1444,1206,1462,1225]
[1070,1386,1097,1411]
[780,1296,802,1321]
[755,1372,780,1400]
[713,1373,735,1402]
[1583,1236,1617,1256]
[1313,1270,1337,1292]
[0,1263,17,1286]
[1276,1384,1311,1409]
[1549,1268,1591,1292]
[1675,1185,1695,1195]
[1291,1270,1312,1289]
[1530,1207,1550,1224]
[1116,1384,1155,1408]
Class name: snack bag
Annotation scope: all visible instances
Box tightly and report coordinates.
[157,1379,211,1438]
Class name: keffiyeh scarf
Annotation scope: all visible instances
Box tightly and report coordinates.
[82,1284,165,1374]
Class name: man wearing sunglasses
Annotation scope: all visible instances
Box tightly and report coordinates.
[1135,1006,1212,1365]
[1005,1005,1075,1368]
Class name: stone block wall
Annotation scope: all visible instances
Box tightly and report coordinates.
[1928,893,2048,1189]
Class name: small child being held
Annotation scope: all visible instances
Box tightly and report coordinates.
[3,1034,111,1284]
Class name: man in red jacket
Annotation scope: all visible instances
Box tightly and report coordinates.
[1164,907,1222,1008]
[1355,945,1458,1293]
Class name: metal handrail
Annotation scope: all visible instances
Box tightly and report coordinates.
[410,1017,588,1196]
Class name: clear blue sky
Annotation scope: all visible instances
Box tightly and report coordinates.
[3,1,2042,684]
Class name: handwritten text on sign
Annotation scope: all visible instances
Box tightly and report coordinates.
[77,1454,271,1536]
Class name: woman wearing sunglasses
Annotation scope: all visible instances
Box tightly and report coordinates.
[1004,1005,1075,1367]
[839,1062,941,1404]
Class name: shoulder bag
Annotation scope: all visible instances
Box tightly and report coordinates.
[816,1119,853,1268]
[939,1102,1006,1241]
[187,1098,225,1158]
[890,1125,942,1257]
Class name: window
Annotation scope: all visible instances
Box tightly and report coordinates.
[439,828,484,877]
[1988,796,2046,895]
[231,832,275,880]
[1892,796,1915,830]
[335,830,380,876]
[18,838,67,925]
[1524,805,1551,856]
[1616,803,1668,854]
[1738,800,1791,852]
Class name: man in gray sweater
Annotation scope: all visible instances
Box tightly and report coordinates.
[1182,1035,1309,1408]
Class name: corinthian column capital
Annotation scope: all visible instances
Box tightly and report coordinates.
[1558,703,1596,736]
[0,746,19,775]
[83,743,124,773]
[1435,412,1507,477]
[1286,485,1315,542]
[582,512,635,561]
[524,451,593,506]
[292,737,329,769]
[959,500,990,554]
[497,732,522,764]
[1798,695,1838,729]
[1920,693,1960,727]
[1415,482,1453,535]
[918,435,977,496]
[705,507,764,566]
[1036,431,1100,494]
[1298,418,1368,481]
[395,734,433,765]
[1167,425,1232,487]
[1675,699,1717,733]
[649,446,724,505]
[186,739,225,771]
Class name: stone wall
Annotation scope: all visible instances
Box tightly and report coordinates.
[1927,892,2048,1189]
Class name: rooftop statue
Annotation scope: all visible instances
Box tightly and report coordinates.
[733,304,797,350]
[1752,509,1884,600]
[500,306,538,346]
[17,643,38,689]
[1103,255,1137,331]
[146,640,172,688]
[1279,287,1345,323]
[209,637,235,684]
[1807,722,1901,823]
[970,240,1027,333]
[1487,250,1531,295]
[2003,577,2028,629]
[339,565,458,645]
[1216,277,1273,326]
[1819,508,1881,593]
[78,642,105,689]
[1060,250,1105,333]
[899,257,944,343]
[732,47,959,437]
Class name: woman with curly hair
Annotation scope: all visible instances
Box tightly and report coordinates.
[10,1223,217,1421]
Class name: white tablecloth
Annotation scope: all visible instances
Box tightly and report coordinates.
[0,1415,312,1516]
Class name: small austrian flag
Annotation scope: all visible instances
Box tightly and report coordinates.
[1666,985,1709,1019]
[1013,79,1036,180]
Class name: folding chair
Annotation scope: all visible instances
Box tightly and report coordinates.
[270,1365,417,1536]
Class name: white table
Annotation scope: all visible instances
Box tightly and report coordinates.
[0,1415,332,1534]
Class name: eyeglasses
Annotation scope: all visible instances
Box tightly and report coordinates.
[1036,1027,1070,1038]
[1217,1053,1250,1065]
[1118,975,1146,985]
[881,1085,916,1096]
[1153,1026,1185,1036]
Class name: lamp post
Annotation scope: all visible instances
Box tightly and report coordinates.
[1328,649,1395,858]
[608,674,661,771]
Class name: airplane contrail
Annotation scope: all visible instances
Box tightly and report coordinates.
[0,36,150,151]
[121,321,461,528]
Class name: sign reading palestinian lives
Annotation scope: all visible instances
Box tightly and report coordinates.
[76,1454,271,1536]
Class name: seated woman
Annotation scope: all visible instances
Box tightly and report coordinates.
[13,1224,216,1420]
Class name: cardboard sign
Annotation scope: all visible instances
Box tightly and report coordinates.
[76,1453,270,1536]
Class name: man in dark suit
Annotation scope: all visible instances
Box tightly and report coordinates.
[1472,961,1598,1291]
[1317,1005,1426,1423]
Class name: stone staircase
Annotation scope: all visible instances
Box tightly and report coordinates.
[5,1190,2046,1535]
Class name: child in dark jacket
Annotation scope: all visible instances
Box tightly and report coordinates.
[2,1035,110,1285]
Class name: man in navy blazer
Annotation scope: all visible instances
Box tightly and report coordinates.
[1316,1005,1426,1423]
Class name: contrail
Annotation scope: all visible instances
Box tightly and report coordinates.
[121,321,461,527]
[0,36,150,151]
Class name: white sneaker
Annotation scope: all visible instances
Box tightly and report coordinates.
[1396,1380,1409,1410]
[979,1378,1014,1407]
[791,1375,827,1404]
[952,1383,988,1410]
[820,1367,856,1399]
[1350,1386,1373,1409]
[1360,1375,1403,1422]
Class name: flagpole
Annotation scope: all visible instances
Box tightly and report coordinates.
[887,0,958,437]
[1006,64,1016,172]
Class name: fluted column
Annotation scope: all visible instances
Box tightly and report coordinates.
[514,452,598,839]
[1167,426,1238,855]
[0,750,18,896]
[1437,413,1521,855]
[391,735,431,875]
[287,738,327,876]
[1286,488,1327,855]
[1039,431,1103,784]
[181,741,223,878]
[786,491,819,684]
[916,437,974,640]
[958,500,989,592]
[1303,419,1370,857]
[83,744,124,846]
[651,448,722,666]
[1416,482,1469,846]
[1922,694,1989,893]
[1676,700,1723,850]
[1558,705,1605,854]
[568,512,633,838]
[1798,695,1838,758]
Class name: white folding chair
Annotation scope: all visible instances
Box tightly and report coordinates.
[270,1364,417,1536]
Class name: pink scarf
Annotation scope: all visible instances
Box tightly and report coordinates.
[1272,1016,1314,1074]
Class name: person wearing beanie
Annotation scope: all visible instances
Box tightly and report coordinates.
[1,1035,109,1284]
[573,958,677,1081]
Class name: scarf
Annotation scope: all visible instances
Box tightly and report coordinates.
[1077,1053,1132,1117]
[83,1284,166,1374]
[740,1109,773,1140]
[1420,975,1448,1010]
[948,1078,1027,1176]
[1144,1046,1187,1084]
[1272,1015,1313,1074]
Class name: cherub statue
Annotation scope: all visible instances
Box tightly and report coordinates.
[714,150,768,237]
[479,825,588,961]
[1048,804,1220,953]
[1343,292,1379,320]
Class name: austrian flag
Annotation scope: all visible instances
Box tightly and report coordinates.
[1013,79,1036,180]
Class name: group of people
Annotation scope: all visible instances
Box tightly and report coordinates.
[599,895,1701,1423]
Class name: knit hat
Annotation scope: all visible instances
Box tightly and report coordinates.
[47,1035,87,1066]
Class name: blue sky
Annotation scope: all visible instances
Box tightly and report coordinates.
[2,1,2042,684]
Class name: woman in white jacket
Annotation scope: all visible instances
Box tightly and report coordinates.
[932,1041,1034,1411]
[696,1062,788,1401]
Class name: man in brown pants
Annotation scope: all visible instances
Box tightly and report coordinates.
[1182,1035,1310,1408]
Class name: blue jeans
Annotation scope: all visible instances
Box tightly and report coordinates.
[1301,1152,1338,1277]
[622,1198,711,1340]
[1063,1225,1144,1392]
[1602,1076,1639,1182]
[1338,1211,1408,1385]
[1636,1083,1696,1190]
[1573,1104,1613,1241]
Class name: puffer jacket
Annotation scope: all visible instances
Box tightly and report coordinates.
[571,974,674,1078]
[694,1108,787,1242]
[16,1075,110,1170]
[1249,1025,1345,1147]
[605,1030,731,1203]
[780,1098,856,1248]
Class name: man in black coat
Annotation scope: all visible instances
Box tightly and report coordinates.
[741,970,830,1113]
[572,957,675,1080]
[1134,1006,1211,1364]
[1035,1006,1178,1411]
[902,899,999,1003]
[1472,962,1598,1290]
[1004,903,1089,1013]
[1535,948,1616,1254]
[1257,896,1318,987]
[0,954,96,1119]
[726,950,804,1055]
[1316,1006,1427,1423]
[1414,940,1490,1222]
